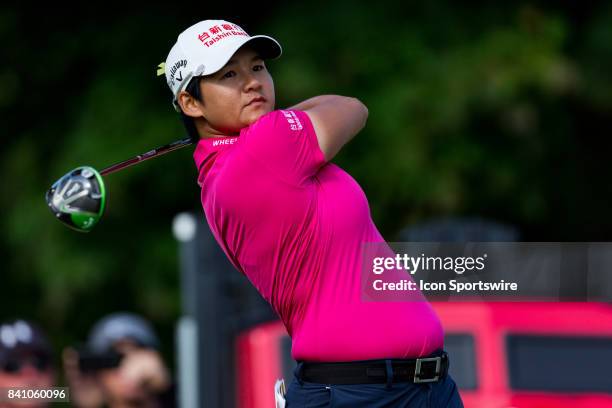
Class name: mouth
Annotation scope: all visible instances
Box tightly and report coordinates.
[245,96,266,107]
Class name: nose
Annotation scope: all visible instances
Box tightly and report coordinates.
[243,71,262,93]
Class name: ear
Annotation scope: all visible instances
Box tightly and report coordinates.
[177,91,205,119]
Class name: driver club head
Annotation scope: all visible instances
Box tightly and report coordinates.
[45,166,106,232]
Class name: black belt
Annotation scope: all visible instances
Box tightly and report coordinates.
[298,351,449,385]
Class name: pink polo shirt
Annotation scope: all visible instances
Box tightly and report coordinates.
[193,109,443,362]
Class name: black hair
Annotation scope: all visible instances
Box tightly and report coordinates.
[179,76,203,142]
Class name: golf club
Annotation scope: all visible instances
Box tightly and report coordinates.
[46,137,193,232]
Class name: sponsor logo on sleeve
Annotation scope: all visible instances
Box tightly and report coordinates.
[280,110,303,131]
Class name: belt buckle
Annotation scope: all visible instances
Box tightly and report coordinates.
[414,356,441,383]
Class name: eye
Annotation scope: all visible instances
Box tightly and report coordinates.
[253,64,265,72]
[221,70,236,79]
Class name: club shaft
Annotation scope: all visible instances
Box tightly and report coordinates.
[100,137,194,176]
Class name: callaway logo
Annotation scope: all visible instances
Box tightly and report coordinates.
[170,59,188,87]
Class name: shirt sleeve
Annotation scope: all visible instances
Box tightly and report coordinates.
[240,109,327,185]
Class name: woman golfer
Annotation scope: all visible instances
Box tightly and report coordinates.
[162,20,463,407]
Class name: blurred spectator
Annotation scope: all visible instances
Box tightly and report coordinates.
[0,319,55,408]
[63,312,174,408]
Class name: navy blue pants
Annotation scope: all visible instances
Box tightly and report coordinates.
[286,362,464,408]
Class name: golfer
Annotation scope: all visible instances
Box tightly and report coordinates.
[162,20,463,407]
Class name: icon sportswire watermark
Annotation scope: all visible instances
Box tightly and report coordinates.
[361,242,612,302]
